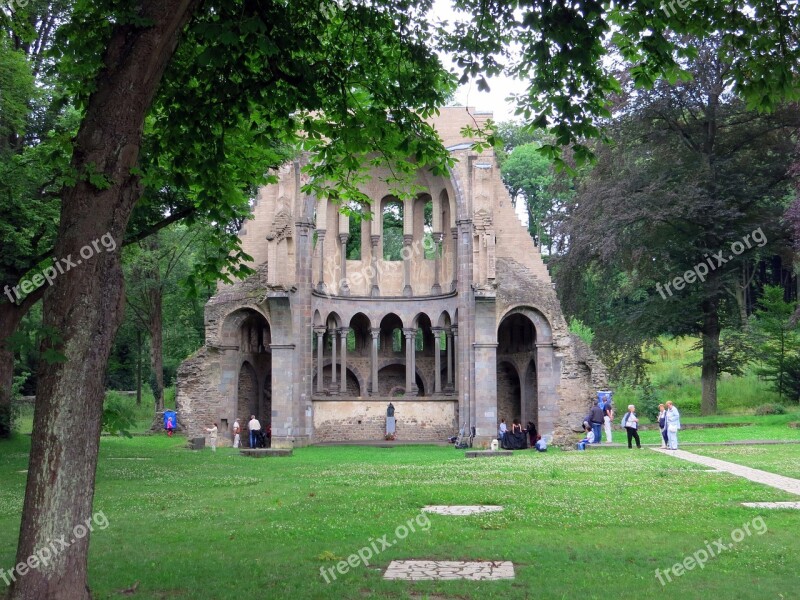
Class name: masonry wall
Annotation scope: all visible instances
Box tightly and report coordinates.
[312,400,457,442]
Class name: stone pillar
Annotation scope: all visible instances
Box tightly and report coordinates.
[316,230,326,293]
[432,327,443,394]
[452,324,458,392]
[370,234,380,297]
[402,234,413,297]
[269,342,296,448]
[338,233,350,296]
[314,326,326,393]
[339,327,350,394]
[451,226,458,292]
[446,328,454,391]
[329,327,337,394]
[403,328,415,394]
[432,232,443,295]
[370,327,380,396]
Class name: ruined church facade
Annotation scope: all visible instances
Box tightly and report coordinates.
[176,108,606,448]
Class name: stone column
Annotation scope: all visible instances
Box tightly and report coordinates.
[446,328,454,391]
[403,328,415,394]
[329,327,337,394]
[452,325,458,392]
[316,230,326,293]
[338,233,350,296]
[370,234,380,297]
[432,327,443,394]
[370,327,380,396]
[431,232,443,295]
[314,326,326,393]
[451,226,458,292]
[402,234,413,297]
[339,327,350,394]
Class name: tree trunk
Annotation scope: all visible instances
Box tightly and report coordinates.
[149,281,164,412]
[10,3,198,598]
[700,297,721,416]
[136,329,143,406]
[0,306,17,438]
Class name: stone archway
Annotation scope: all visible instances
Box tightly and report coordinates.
[237,362,258,448]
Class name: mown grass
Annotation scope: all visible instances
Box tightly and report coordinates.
[689,444,800,480]
[1,435,798,599]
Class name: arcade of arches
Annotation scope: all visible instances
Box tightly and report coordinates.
[175,108,607,449]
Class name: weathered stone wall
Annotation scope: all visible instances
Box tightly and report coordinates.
[312,399,457,442]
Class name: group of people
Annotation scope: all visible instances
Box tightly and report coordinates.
[586,396,615,445]
[199,414,272,452]
[577,397,682,450]
[614,401,681,449]
[498,418,548,451]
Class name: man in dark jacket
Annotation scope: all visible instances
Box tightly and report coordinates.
[589,400,605,445]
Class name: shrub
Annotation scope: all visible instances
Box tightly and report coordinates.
[754,403,786,416]
[568,317,594,346]
[102,394,137,437]
[638,381,662,422]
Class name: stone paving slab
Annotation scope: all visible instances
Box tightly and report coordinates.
[383,560,514,580]
[465,450,513,458]
[651,448,800,496]
[741,502,800,509]
[422,505,504,516]
[239,448,292,457]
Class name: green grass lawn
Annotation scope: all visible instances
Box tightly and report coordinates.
[602,411,800,446]
[2,434,799,599]
[687,444,800,480]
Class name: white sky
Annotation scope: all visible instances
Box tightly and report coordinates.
[431,0,527,123]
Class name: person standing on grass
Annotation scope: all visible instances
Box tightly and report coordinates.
[665,401,681,450]
[232,418,241,449]
[603,399,614,443]
[657,404,668,448]
[205,422,218,452]
[621,405,641,449]
[589,399,605,444]
[248,414,261,449]
[165,416,174,438]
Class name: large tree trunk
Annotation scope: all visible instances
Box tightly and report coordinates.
[136,329,143,406]
[10,3,198,598]
[0,306,17,438]
[149,281,164,412]
[700,297,721,416]
[0,297,40,438]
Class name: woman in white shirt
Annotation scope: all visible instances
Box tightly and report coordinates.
[621,405,641,449]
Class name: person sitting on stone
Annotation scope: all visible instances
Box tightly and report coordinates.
[576,424,594,450]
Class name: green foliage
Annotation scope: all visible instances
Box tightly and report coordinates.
[753,285,800,401]
[101,393,138,437]
[638,381,662,422]
[568,317,594,346]
[754,403,786,416]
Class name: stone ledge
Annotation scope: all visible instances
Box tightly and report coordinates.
[465,450,513,458]
[239,448,293,458]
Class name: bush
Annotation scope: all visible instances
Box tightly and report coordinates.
[568,317,594,346]
[638,381,662,422]
[102,394,137,437]
[754,403,786,416]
